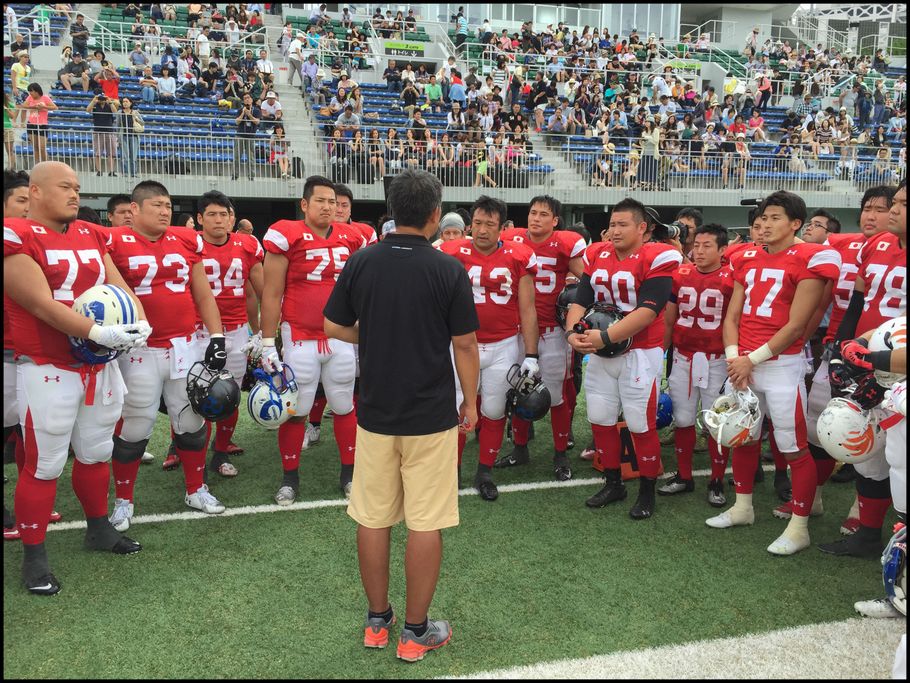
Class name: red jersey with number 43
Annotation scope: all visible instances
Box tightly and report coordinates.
[732,242,840,356]
[582,241,683,350]
[824,232,867,343]
[500,228,586,330]
[199,233,263,328]
[441,238,538,344]
[671,264,734,354]
[107,226,204,347]
[4,218,108,366]
[857,231,907,335]
[264,221,363,340]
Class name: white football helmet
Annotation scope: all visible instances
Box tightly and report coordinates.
[816,397,885,464]
[868,316,907,388]
[883,524,907,617]
[247,364,299,429]
[701,387,762,448]
[69,284,140,364]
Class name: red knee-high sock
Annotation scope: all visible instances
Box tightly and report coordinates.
[13,430,25,473]
[512,417,530,447]
[708,439,728,481]
[564,377,577,418]
[213,409,239,451]
[278,420,308,473]
[309,396,327,424]
[457,431,466,468]
[814,458,837,487]
[769,427,788,472]
[177,424,211,495]
[71,460,110,518]
[858,495,892,530]
[631,429,662,478]
[674,425,696,480]
[787,450,817,517]
[591,424,621,469]
[550,402,571,451]
[478,416,507,467]
[333,409,357,466]
[732,441,761,494]
[112,459,142,501]
[14,472,57,545]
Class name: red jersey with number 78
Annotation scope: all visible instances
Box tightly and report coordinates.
[856,231,907,336]
[671,264,734,355]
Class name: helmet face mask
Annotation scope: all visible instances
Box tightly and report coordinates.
[504,364,551,421]
[186,362,241,421]
[247,364,299,429]
[883,524,907,616]
[701,388,762,448]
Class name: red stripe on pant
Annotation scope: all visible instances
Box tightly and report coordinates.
[213,409,239,451]
[333,409,357,466]
[768,424,788,472]
[787,450,817,517]
[15,411,57,545]
[631,430,661,478]
[478,416,507,467]
[591,424,621,470]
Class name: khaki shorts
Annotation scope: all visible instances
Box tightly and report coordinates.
[347,426,459,532]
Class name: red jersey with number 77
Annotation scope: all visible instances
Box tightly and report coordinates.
[731,242,840,356]
[670,264,734,355]
[856,231,907,336]
[198,233,264,329]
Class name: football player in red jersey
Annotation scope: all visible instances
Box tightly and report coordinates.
[4,162,148,595]
[566,198,684,519]
[495,195,586,480]
[194,191,263,478]
[107,181,229,533]
[707,191,841,555]
[441,196,539,500]
[660,224,733,506]
[261,176,362,502]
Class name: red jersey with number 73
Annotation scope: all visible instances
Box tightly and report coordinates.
[731,242,840,356]
[199,233,264,328]
[671,264,734,354]
[856,231,906,336]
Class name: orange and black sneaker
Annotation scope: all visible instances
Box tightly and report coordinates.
[396,619,452,662]
[363,611,396,649]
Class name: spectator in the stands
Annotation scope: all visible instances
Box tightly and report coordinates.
[128,43,150,76]
[257,49,275,87]
[69,13,90,58]
[260,91,283,123]
[269,123,291,179]
[117,95,142,177]
[156,66,176,104]
[747,108,767,142]
[59,51,91,92]
[139,66,159,104]
[94,61,121,100]
[233,92,260,181]
[160,45,178,72]
[335,105,361,135]
[22,83,55,165]
[196,26,212,69]
[449,71,467,109]
[87,88,119,176]
[401,79,420,117]
[383,59,402,93]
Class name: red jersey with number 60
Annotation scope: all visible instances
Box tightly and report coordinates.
[107,226,204,347]
[4,218,109,366]
[199,233,263,328]
[263,221,363,341]
[856,231,907,335]
[441,238,538,344]
[500,228,586,330]
[824,232,867,343]
[731,242,840,356]
[582,241,683,350]
[671,264,734,354]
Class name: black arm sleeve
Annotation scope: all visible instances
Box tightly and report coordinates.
[636,276,673,314]
[574,273,594,309]
[834,289,865,342]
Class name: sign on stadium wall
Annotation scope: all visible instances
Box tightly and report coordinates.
[386,40,425,57]
[665,59,700,71]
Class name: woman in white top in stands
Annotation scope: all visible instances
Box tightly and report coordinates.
[478,103,494,132]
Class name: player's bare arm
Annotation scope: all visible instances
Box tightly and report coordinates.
[259,251,288,340]
[517,274,538,355]
[190,261,223,335]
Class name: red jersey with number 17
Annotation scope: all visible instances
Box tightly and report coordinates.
[500,228,586,330]
[199,233,263,328]
[856,231,907,335]
[824,232,866,343]
[582,241,683,350]
[671,264,734,354]
[440,238,537,344]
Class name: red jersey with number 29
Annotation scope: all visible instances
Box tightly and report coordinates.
[4,218,108,366]
[500,228,586,330]
[732,242,840,356]
[107,225,204,347]
[441,238,537,343]
[671,264,734,354]
[856,231,906,336]
[199,233,264,328]
[263,221,363,341]
[824,232,866,343]
[582,241,683,350]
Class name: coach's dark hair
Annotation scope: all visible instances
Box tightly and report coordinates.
[694,223,729,247]
[860,184,896,210]
[387,169,442,229]
[334,183,354,204]
[758,190,806,229]
[106,193,131,215]
[131,180,170,206]
[3,170,29,202]
[747,207,760,226]
[302,175,335,202]
[197,190,234,215]
[810,208,841,233]
[675,207,703,227]
[529,194,561,218]
[611,197,648,226]
[470,195,508,227]
[567,221,591,245]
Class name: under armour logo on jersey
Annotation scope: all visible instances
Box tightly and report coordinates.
[78,228,91,235]
[31,225,47,234]
[19,523,40,529]
[558,432,569,438]
[337,233,348,240]
[786,249,798,256]
[719,271,730,278]
[502,248,513,254]
[129,357,143,363]
[122,234,136,242]
[347,446,355,452]
[233,240,243,247]
[44,376,61,383]
[165,235,178,241]
[733,480,743,488]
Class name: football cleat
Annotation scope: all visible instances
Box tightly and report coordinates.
[494,444,530,468]
[657,473,694,496]
[767,529,811,556]
[25,572,61,596]
[474,473,499,502]
[185,484,225,514]
[772,498,824,520]
[706,506,755,528]
[579,444,596,461]
[629,477,656,520]
[707,479,726,508]
[275,485,297,506]
[854,597,901,618]
[817,533,884,559]
[49,511,62,523]
[553,454,572,481]
[140,451,155,463]
[4,526,21,541]
[585,470,626,508]
[303,423,321,449]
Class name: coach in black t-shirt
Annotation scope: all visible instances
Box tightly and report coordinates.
[324,169,479,655]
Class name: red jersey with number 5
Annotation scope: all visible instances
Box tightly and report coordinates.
[856,232,907,335]
[500,228,586,330]
[263,221,363,341]
[440,238,538,344]
[199,233,263,328]
[824,232,867,343]
[107,226,204,347]
[582,241,683,350]
[671,264,734,354]
[731,242,840,356]
[4,218,108,366]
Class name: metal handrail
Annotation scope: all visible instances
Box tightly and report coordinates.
[5,4,67,52]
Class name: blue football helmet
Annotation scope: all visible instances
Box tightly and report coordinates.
[69,284,139,364]
[883,523,907,616]
[656,392,673,429]
[247,365,299,429]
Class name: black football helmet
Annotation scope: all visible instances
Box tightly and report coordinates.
[573,302,632,357]
[187,362,241,421]
[555,282,579,329]
[505,364,551,421]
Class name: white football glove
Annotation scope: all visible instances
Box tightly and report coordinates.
[259,337,282,374]
[520,356,540,378]
[87,323,148,351]
[241,331,263,360]
[132,320,152,348]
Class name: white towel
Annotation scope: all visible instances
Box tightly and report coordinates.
[691,352,710,390]
[169,336,196,379]
[100,360,127,406]
[628,349,651,388]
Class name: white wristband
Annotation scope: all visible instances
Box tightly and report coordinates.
[724,345,740,360]
[87,324,103,344]
[210,333,224,339]
[747,343,774,366]
[262,337,276,347]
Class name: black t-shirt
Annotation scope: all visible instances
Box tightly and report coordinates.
[505,111,526,130]
[324,232,479,436]
[91,101,116,130]
[201,69,222,89]
[63,60,89,77]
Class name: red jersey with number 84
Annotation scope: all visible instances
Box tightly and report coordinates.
[199,233,263,328]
